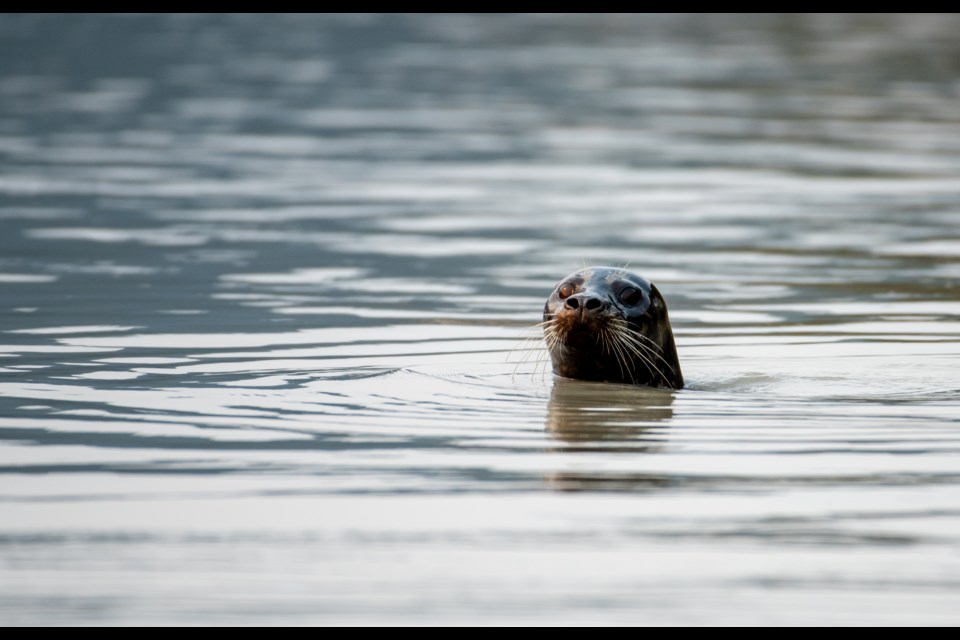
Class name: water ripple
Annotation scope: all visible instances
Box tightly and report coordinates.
[2,12,960,625]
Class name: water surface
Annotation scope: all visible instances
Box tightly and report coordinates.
[2,14,960,625]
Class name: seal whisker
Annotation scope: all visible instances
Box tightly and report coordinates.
[607,317,678,375]
[609,319,668,383]
[627,339,664,383]
[608,327,633,383]
[628,327,668,354]
[616,334,637,384]
[614,325,668,363]
[613,323,679,377]
[538,319,564,382]
[604,325,625,380]
[622,330,647,384]
[615,329,668,382]
[510,341,543,381]
[509,332,545,362]
[511,319,558,382]
[622,324,672,360]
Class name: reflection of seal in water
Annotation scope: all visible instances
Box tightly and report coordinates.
[543,267,683,389]
[546,377,674,445]
[544,378,674,491]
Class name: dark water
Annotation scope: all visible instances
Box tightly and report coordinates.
[2,14,960,625]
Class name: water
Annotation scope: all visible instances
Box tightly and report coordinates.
[2,14,960,625]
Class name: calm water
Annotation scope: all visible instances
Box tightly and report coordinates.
[2,14,960,625]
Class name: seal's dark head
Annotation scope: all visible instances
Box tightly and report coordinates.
[543,267,683,389]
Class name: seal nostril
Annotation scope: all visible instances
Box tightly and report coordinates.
[585,297,603,311]
[565,297,580,310]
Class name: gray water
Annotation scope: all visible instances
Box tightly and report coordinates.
[2,14,960,625]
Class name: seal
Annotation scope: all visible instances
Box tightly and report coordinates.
[542,267,683,389]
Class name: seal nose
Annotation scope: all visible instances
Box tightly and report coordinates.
[564,293,606,313]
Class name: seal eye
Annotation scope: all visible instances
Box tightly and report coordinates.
[619,287,642,305]
[558,283,576,300]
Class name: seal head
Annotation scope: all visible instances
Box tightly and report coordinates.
[543,267,683,389]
